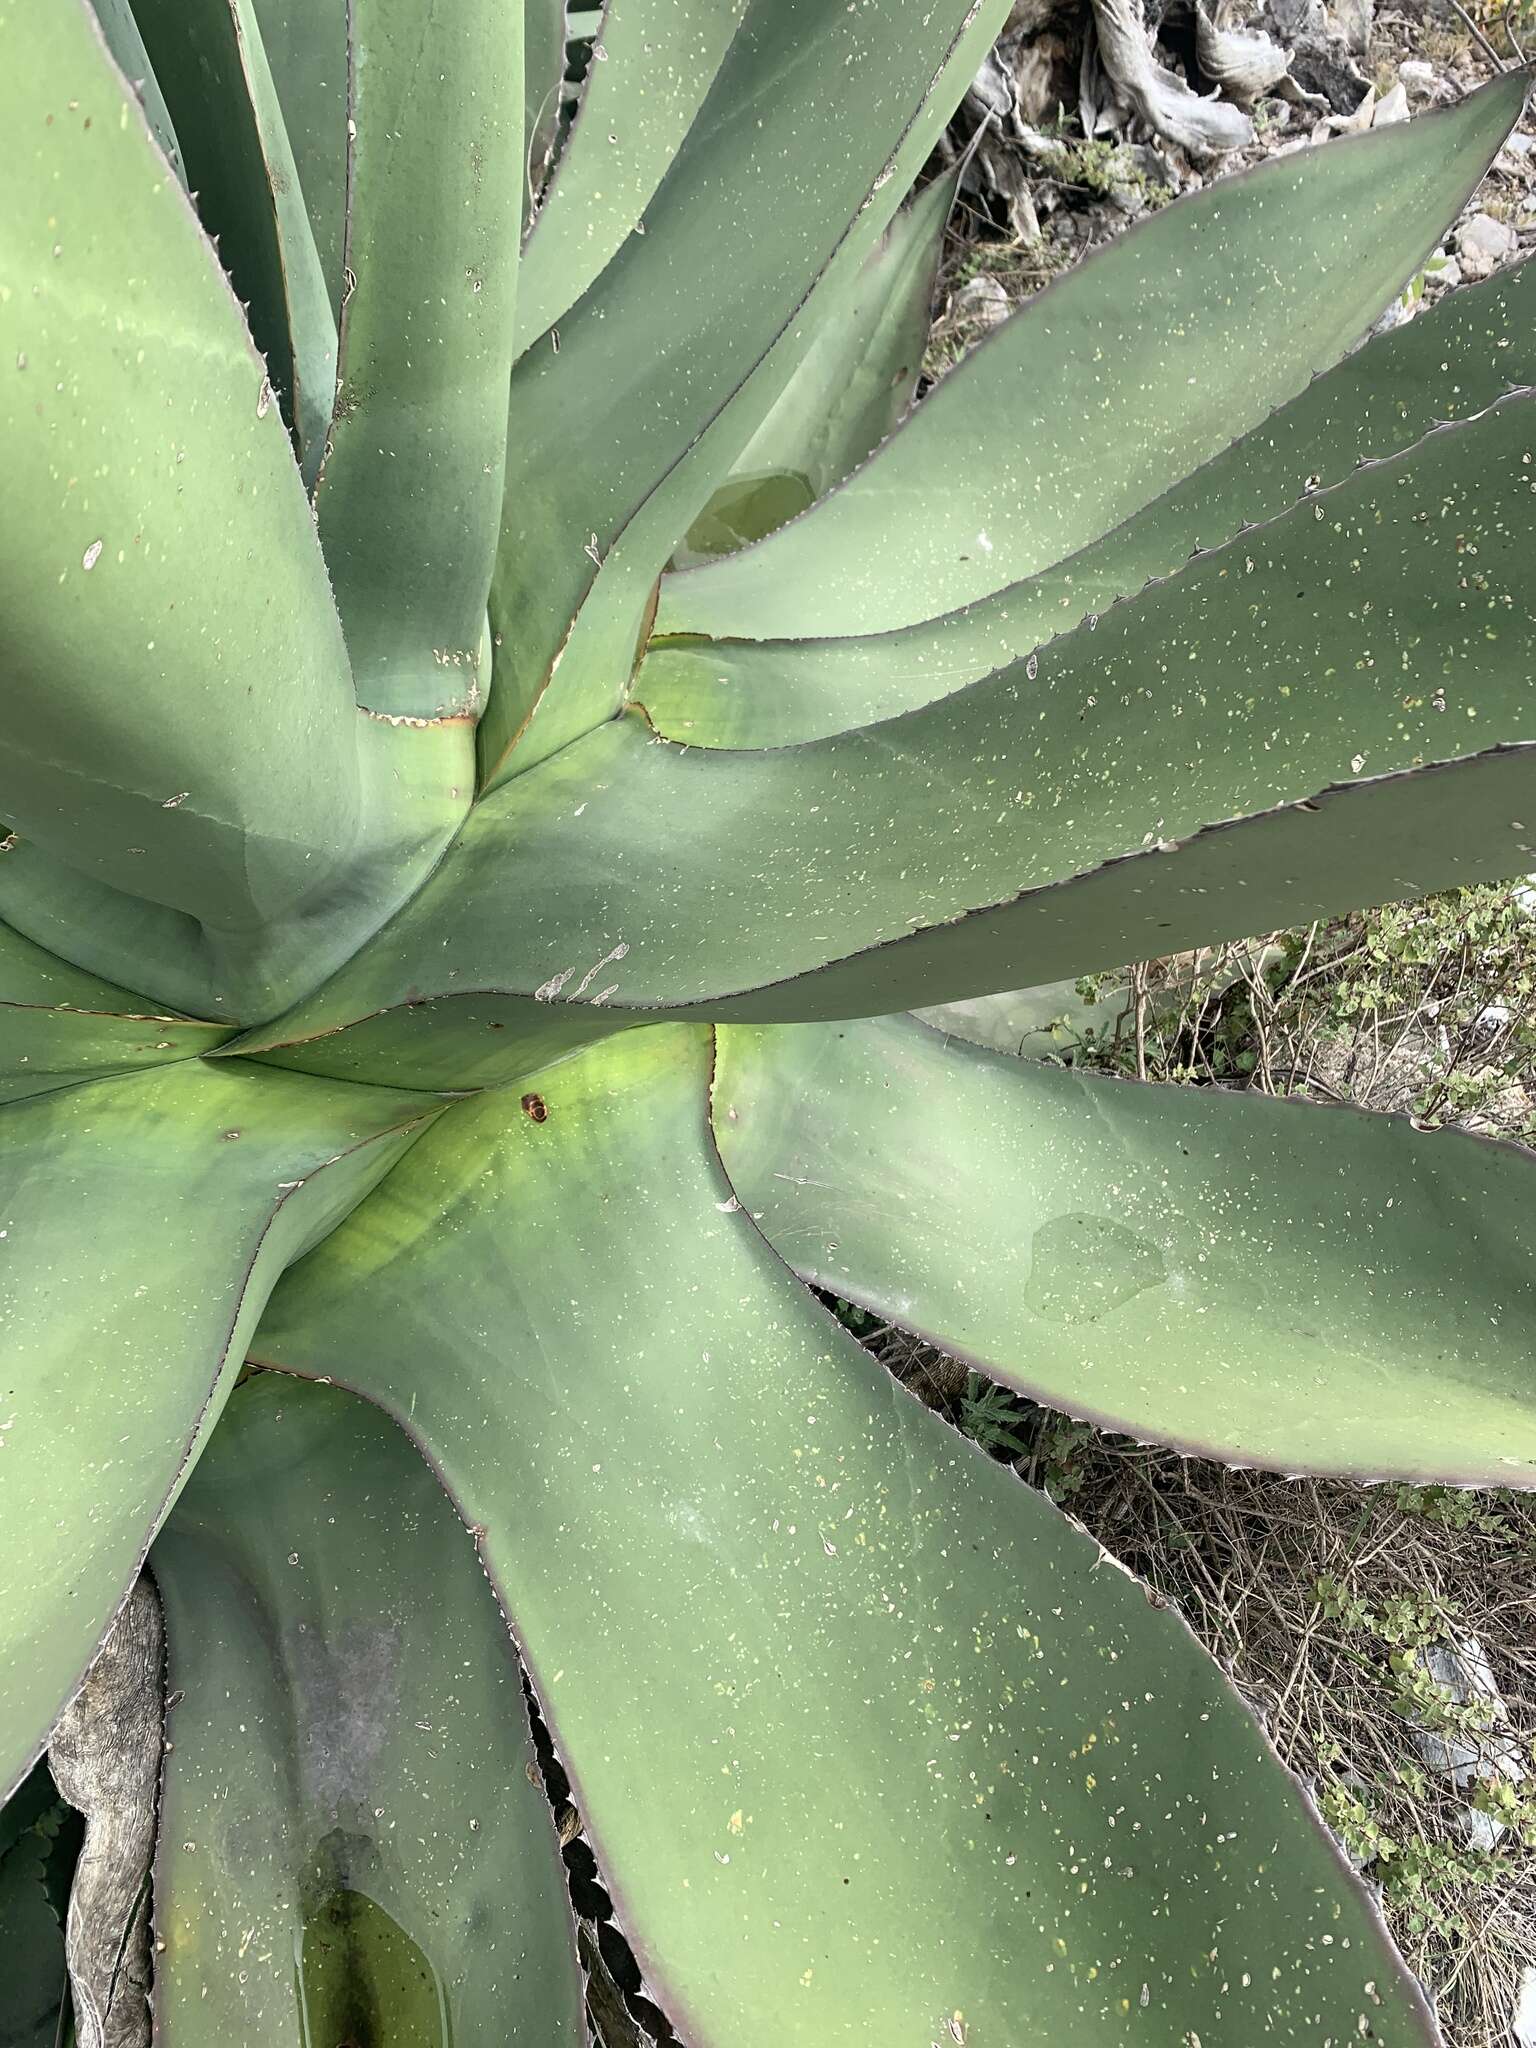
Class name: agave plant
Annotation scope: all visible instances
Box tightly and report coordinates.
[4,1,1536,2041]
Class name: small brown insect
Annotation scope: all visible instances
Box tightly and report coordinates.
[521,1093,549,1123]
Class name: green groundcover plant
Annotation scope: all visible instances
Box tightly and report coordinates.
[4,4,1536,2041]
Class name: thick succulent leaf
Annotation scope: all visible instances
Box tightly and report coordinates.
[715,1015,1536,1485]
[0,1767,58,1871]
[238,985,626,1091]
[480,0,1012,783]
[0,3,376,1001]
[132,0,338,486]
[0,1060,435,1799]
[523,0,567,219]
[0,1005,231,1106]
[2,3,471,1023]
[253,1026,1436,2046]
[0,711,471,1026]
[674,168,958,569]
[0,1767,76,2044]
[914,978,1133,1059]
[914,945,1280,1060]
[492,13,1007,786]
[315,0,523,719]
[241,393,1536,1088]
[655,72,1527,645]
[151,1373,583,2043]
[644,249,1536,744]
[514,0,750,353]
[84,0,184,181]
[0,915,233,1105]
[0,851,260,1032]
[0,921,180,1015]
[0,1821,71,2048]
[247,0,348,320]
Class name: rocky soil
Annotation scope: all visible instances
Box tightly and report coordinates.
[930,0,1536,369]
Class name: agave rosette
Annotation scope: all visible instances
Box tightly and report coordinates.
[2,3,1535,2041]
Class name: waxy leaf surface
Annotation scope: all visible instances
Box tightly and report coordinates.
[132,0,338,481]
[674,165,957,567]
[255,1025,1435,2045]
[316,0,523,719]
[716,1015,1536,1484]
[0,1,401,1019]
[643,252,1536,745]
[244,390,1536,1088]
[514,0,750,353]
[0,1060,432,1796]
[152,1373,582,2044]
[482,0,1011,780]
[246,0,348,320]
[657,73,1528,644]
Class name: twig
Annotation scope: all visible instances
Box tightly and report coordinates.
[1448,0,1509,70]
[1131,959,1149,1081]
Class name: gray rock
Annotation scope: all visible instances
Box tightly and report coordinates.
[1287,39,1373,114]
[1411,1636,1526,1852]
[1371,293,1415,336]
[1324,0,1372,56]
[1514,1966,1536,2048]
[951,274,1012,326]
[49,1582,162,2048]
[1398,58,1436,91]
[1122,141,1174,185]
[1264,0,1325,41]
[1456,210,1518,281]
[1372,80,1409,126]
[1329,81,1377,132]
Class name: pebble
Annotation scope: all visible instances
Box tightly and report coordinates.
[951,275,1011,326]
[1373,81,1409,126]
[1513,1964,1536,2048]
[1455,210,1518,281]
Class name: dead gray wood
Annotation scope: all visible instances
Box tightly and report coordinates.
[48,1579,163,2048]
